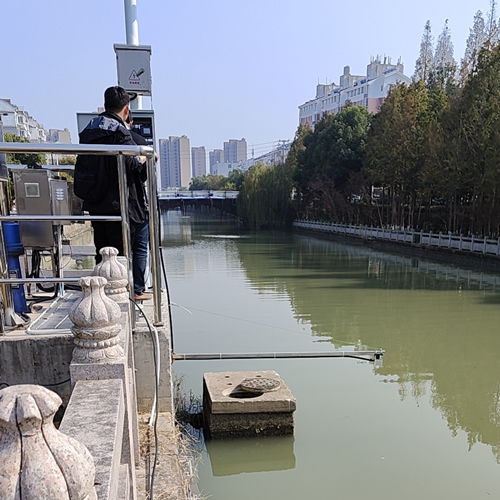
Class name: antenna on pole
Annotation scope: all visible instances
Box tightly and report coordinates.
[124,0,142,109]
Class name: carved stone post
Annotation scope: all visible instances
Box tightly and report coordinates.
[0,384,97,500]
[93,246,129,302]
[69,276,124,363]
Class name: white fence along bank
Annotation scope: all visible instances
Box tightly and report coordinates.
[293,220,500,257]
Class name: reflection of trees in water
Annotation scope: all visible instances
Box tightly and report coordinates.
[235,232,500,460]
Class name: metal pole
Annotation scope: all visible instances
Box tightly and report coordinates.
[124,0,139,45]
[0,118,18,331]
[123,0,143,110]
[147,156,163,325]
[172,350,385,361]
[117,155,134,315]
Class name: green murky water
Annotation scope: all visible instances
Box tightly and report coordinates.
[162,211,500,500]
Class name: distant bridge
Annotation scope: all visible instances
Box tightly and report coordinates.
[158,190,238,200]
[157,190,239,216]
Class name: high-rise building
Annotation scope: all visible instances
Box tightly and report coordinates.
[209,149,224,174]
[158,136,191,189]
[223,139,247,163]
[191,146,206,178]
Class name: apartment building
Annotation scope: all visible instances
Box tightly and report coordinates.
[209,149,224,174]
[223,138,247,163]
[158,136,191,189]
[298,56,411,128]
[0,98,47,142]
[191,146,207,178]
[47,128,72,143]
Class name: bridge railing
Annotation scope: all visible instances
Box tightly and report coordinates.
[158,190,238,200]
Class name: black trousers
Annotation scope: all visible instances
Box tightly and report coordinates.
[91,220,123,264]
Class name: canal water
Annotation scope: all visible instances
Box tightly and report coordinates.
[162,210,500,500]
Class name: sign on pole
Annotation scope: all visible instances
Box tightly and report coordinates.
[114,44,152,96]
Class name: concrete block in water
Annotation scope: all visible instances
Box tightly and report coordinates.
[203,370,296,439]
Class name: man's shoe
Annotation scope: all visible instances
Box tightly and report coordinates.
[134,292,152,301]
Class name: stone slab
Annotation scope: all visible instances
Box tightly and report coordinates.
[203,371,296,414]
[0,334,74,404]
[60,379,124,500]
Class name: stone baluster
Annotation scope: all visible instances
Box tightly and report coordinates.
[93,246,129,302]
[0,384,97,500]
[69,276,124,363]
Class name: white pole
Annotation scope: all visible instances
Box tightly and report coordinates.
[124,0,143,109]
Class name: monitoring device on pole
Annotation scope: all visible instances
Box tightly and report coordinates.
[113,44,152,96]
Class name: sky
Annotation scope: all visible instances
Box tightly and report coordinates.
[1,0,494,159]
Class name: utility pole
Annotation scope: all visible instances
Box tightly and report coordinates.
[124,0,142,110]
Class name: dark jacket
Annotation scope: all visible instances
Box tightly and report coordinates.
[75,111,147,224]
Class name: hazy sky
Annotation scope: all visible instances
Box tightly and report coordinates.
[1,0,492,157]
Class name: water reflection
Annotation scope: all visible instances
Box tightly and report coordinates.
[206,436,296,476]
[163,213,500,498]
[234,232,500,462]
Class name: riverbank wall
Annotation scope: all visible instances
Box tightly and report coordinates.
[292,220,500,273]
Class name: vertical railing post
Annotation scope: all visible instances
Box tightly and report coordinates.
[117,155,133,311]
[146,156,163,326]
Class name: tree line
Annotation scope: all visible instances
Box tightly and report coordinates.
[235,4,500,236]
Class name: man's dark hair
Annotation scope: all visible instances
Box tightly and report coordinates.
[104,86,130,113]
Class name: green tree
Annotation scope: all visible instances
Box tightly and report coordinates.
[294,106,371,221]
[189,174,226,190]
[222,168,244,190]
[365,81,439,228]
[238,163,294,229]
[4,132,46,166]
[443,43,500,236]
[57,155,77,165]
[414,20,435,85]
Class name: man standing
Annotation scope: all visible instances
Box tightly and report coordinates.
[75,86,151,300]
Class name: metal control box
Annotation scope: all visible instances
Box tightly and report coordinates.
[13,170,71,248]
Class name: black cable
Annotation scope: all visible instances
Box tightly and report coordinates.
[156,193,176,355]
[344,355,376,363]
[159,248,175,354]
[131,298,159,500]
[44,378,71,387]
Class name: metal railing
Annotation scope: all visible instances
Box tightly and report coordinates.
[0,142,163,325]
[294,219,500,257]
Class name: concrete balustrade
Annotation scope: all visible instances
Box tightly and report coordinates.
[68,270,139,500]
[93,247,129,303]
[0,384,97,500]
[69,276,124,364]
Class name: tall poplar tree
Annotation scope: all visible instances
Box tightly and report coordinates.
[486,0,499,45]
[414,20,434,84]
[460,11,486,83]
[434,19,457,90]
